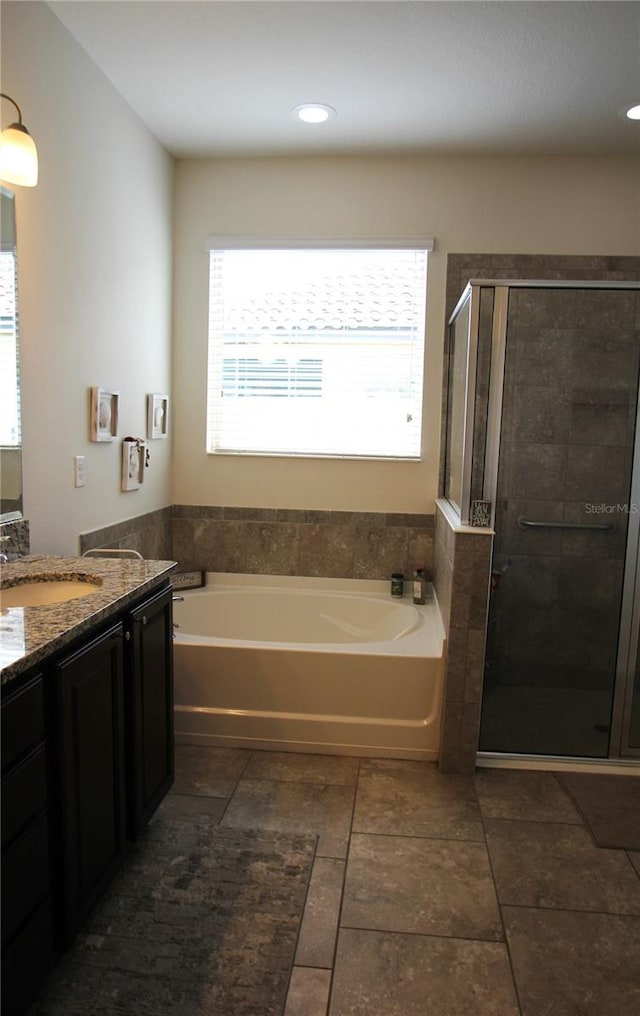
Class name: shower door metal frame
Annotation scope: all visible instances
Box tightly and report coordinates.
[609,383,640,758]
[445,282,480,524]
[480,286,509,523]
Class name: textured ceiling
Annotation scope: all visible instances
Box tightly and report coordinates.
[48,0,640,158]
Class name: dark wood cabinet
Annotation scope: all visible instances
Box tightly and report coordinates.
[1,578,174,1011]
[1,673,54,1016]
[125,584,174,839]
[54,622,126,946]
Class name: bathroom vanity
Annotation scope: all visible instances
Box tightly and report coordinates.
[0,555,176,1016]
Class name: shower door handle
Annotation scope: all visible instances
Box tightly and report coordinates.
[517,516,616,532]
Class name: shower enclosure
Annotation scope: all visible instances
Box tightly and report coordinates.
[444,280,640,762]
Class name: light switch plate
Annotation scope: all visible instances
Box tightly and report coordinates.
[74,455,86,488]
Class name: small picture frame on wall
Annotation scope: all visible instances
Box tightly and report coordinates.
[90,387,119,442]
[121,438,146,491]
[147,393,169,440]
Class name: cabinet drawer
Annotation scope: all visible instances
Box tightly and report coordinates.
[1,675,44,772]
[1,898,53,1016]
[1,745,47,851]
[1,814,50,948]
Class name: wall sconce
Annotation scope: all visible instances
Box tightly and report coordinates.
[0,93,38,187]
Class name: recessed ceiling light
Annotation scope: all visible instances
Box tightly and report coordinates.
[625,103,640,120]
[293,103,336,124]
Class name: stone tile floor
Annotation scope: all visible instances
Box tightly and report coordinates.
[164,746,640,1016]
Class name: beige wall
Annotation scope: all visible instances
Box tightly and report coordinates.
[173,154,640,514]
[3,0,640,550]
[1,1,174,554]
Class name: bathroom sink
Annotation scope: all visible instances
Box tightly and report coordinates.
[0,578,102,608]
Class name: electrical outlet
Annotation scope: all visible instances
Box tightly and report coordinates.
[73,455,86,488]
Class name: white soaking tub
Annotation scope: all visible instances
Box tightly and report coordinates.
[172,573,446,760]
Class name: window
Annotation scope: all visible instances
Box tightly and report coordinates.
[206,241,431,459]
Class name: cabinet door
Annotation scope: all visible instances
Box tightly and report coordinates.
[127,585,174,839]
[1,672,53,1016]
[54,623,126,945]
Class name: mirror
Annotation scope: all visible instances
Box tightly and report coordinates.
[0,185,23,519]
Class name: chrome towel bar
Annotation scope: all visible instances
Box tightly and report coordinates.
[517,516,616,533]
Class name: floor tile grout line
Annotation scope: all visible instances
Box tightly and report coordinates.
[625,850,640,880]
[481,812,640,854]
[170,790,231,801]
[479,814,586,828]
[238,776,359,787]
[551,769,602,847]
[498,900,640,919]
[212,749,255,826]
[349,828,486,843]
[281,759,359,1016]
[291,963,334,972]
[336,924,506,944]
[323,756,363,1016]
[282,832,322,1016]
[476,778,526,1016]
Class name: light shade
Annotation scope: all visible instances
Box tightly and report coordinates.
[0,123,38,187]
[0,94,38,187]
[626,103,640,121]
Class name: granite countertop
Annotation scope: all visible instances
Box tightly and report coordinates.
[0,555,176,685]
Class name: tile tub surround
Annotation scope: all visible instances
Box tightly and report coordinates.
[171,505,435,580]
[79,505,173,561]
[0,517,29,559]
[433,499,493,774]
[0,554,176,683]
[80,505,434,582]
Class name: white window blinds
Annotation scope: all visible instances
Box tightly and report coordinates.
[206,244,429,459]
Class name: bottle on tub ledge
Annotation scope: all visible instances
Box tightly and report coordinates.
[412,566,427,605]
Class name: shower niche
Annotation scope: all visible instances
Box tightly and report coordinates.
[444,279,640,762]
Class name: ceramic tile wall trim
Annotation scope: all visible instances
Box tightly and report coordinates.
[0,518,30,559]
[171,505,435,581]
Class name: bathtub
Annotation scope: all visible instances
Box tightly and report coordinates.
[173,573,446,760]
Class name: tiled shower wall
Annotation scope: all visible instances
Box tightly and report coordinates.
[440,253,640,495]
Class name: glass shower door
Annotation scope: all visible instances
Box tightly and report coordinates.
[479,285,640,758]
